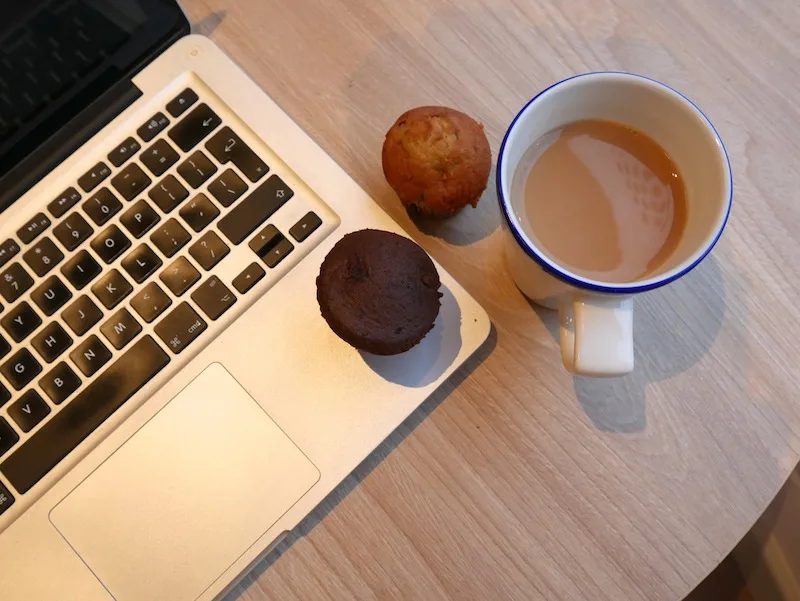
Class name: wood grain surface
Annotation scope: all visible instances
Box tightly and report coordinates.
[181,1,800,599]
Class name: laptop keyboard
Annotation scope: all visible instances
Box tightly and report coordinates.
[0,87,328,512]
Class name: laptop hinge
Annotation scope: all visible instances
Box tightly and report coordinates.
[0,79,143,213]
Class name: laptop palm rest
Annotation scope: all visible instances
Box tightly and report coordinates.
[49,362,320,601]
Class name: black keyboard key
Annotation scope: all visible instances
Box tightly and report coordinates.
[206,127,269,182]
[232,263,265,294]
[23,237,63,276]
[0,418,18,459]
[2,302,41,342]
[40,362,81,405]
[62,296,103,336]
[0,336,8,362]
[166,88,198,117]
[108,136,141,168]
[78,161,111,193]
[290,211,323,242]
[70,335,112,377]
[31,276,72,316]
[92,269,132,309]
[159,257,200,296]
[140,138,179,177]
[208,169,248,207]
[53,212,93,251]
[192,276,236,321]
[121,244,162,283]
[218,175,293,244]
[168,103,221,152]
[150,219,190,258]
[48,187,82,218]
[137,112,170,142]
[248,224,282,256]
[131,282,171,324]
[0,263,34,302]
[177,151,217,189]
[148,174,188,213]
[179,193,219,232]
[0,381,8,407]
[91,224,131,264]
[1,348,42,390]
[111,163,151,201]
[0,336,170,493]
[0,479,14,515]
[189,231,229,271]
[32,322,72,363]
[8,390,50,433]
[263,237,294,268]
[154,302,207,354]
[120,200,160,239]
[17,212,50,244]
[82,187,122,225]
[0,239,20,270]
[61,250,101,290]
[100,308,141,350]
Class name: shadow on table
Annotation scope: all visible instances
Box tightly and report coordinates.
[192,10,226,37]
[529,255,727,433]
[227,326,497,600]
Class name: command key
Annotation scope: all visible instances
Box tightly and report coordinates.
[154,302,207,354]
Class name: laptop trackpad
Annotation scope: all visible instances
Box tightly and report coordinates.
[50,362,320,601]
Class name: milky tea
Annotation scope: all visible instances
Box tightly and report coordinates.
[512,119,687,283]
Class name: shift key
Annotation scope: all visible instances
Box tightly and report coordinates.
[218,175,293,244]
[154,302,207,354]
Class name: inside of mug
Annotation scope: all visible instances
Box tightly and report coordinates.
[501,73,731,285]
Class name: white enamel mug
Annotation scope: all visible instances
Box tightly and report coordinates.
[497,73,732,377]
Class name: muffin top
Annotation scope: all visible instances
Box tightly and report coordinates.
[316,229,441,355]
[382,106,491,218]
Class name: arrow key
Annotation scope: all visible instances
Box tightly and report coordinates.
[289,211,322,242]
[232,262,265,294]
[192,276,237,321]
[8,390,50,433]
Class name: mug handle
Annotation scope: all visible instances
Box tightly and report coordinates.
[559,297,634,376]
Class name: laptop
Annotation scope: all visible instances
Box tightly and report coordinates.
[0,1,490,599]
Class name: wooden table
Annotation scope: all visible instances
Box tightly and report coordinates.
[183,1,800,599]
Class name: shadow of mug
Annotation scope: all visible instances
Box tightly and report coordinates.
[531,254,727,432]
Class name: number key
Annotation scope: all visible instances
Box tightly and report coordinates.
[53,212,93,251]
[23,237,64,276]
[189,231,229,270]
[0,263,34,302]
[82,188,122,226]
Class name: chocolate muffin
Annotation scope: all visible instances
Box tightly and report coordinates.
[316,229,441,355]
[382,106,492,218]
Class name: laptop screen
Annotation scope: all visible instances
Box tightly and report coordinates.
[0,0,187,207]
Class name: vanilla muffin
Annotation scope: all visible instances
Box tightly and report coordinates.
[382,106,492,218]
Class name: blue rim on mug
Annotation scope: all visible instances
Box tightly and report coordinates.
[496,72,733,294]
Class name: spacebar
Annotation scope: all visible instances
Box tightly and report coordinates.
[0,336,169,494]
